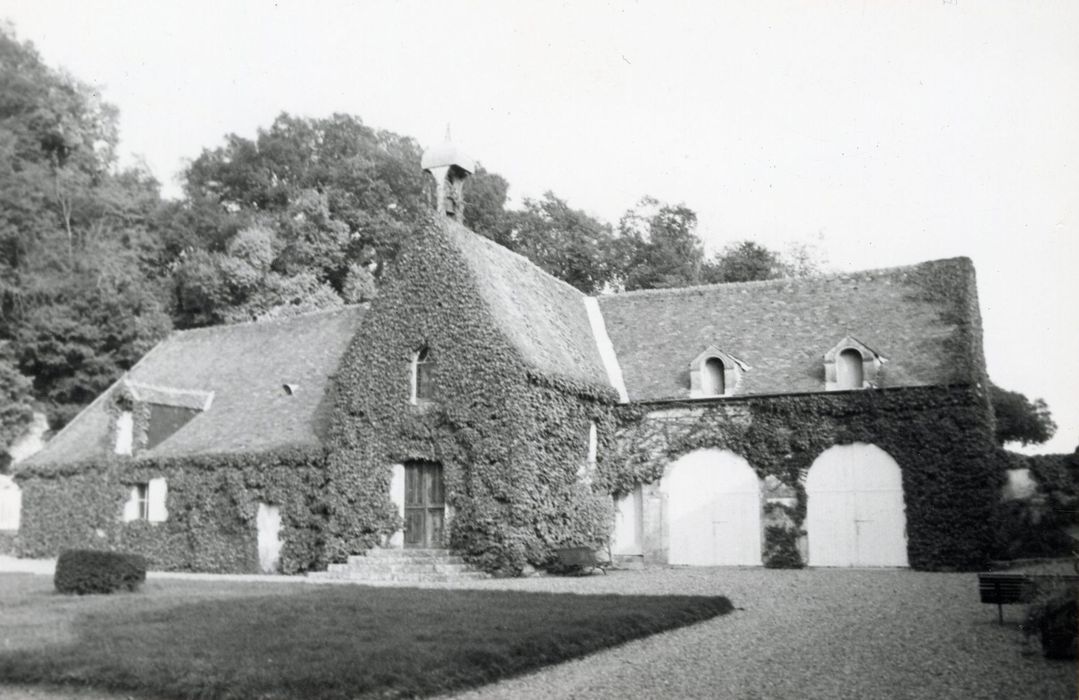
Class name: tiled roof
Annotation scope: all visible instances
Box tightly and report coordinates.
[443,219,612,392]
[596,257,981,401]
[24,306,366,467]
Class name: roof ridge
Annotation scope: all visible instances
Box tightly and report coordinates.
[598,256,971,300]
[168,303,369,339]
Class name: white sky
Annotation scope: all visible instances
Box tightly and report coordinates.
[2,0,1077,453]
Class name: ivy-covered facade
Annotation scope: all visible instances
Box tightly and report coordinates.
[14,142,1002,574]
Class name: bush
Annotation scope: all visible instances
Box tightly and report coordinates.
[1025,582,1078,659]
[54,549,147,595]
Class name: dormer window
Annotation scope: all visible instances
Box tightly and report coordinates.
[114,410,134,456]
[824,336,885,391]
[836,349,864,389]
[689,346,749,398]
[410,346,435,404]
[701,358,726,396]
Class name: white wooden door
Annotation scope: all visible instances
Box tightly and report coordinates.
[806,443,909,567]
[661,449,762,566]
[256,503,282,573]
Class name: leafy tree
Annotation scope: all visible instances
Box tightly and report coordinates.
[499,193,617,294]
[0,26,172,429]
[615,197,704,291]
[701,241,784,283]
[0,341,34,455]
[990,383,1057,447]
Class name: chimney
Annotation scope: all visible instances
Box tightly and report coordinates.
[421,126,474,220]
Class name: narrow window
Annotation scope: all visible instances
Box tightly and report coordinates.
[836,348,864,389]
[124,483,149,522]
[411,346,435,403]
[702,357,726,396]
[586,422,598,465]
[114,410,133,456]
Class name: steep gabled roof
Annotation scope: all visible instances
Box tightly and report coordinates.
[24,305,366,467]
[596,257,983,401]
[442,219,612,393]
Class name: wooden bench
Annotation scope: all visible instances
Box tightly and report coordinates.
[552,546,609,576]
[978,573,1079,625]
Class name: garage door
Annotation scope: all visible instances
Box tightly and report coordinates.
[806,443,909,567]
[661,449,762,566]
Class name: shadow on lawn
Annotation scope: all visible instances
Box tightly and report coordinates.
[0,586,733,699]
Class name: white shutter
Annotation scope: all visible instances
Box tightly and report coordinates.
[0,475,21,531]
[147,478,168,522]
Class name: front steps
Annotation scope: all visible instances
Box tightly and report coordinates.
[307,547,489,585]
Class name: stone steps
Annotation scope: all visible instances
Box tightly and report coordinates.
[307,547,488,585]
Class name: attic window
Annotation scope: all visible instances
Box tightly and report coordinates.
[823,336,885,391]
[114,411,134,456]
[689,346,748,398]
[836,349,864,389]
[701,358,726,396]
[283,384,298,395]
[410,346,435,404]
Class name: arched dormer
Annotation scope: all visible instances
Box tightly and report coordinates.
[689,346,749,398]
[823,336,886,390]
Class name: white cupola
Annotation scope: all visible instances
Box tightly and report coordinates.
[421,126,474,220]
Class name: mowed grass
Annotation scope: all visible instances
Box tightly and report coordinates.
[0,574,732,699]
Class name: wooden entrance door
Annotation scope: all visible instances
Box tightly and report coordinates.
[404,461,445,548]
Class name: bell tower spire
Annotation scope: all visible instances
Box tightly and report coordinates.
[421,126,474,221]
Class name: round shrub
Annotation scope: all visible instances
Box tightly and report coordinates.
[54,549,148,595]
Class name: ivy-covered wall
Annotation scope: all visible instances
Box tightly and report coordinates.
[15,447,329,574]
[599,384,1003,571]
[322,216,620,575]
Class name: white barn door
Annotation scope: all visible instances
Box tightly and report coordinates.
[806,443,909,567]
[661,449,762,566]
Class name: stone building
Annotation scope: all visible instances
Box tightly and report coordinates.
[14,138,1001,576]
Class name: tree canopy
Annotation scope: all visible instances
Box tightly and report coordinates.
[990,383,1058,447]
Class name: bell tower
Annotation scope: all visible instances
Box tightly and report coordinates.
[421,126,474,220]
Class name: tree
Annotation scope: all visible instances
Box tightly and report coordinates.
[0,341,34,455]
[615,197,704,291]
[990,383,1057,447]
[0,26,172,429]
[500,193,617,294]
[701,241,784,283]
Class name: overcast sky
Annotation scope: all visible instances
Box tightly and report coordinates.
[2,0,1076,453]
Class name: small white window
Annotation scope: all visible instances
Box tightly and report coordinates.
[114,411,133,456]
[836,349,864,389]
[410,346,435,404]
[123,478,167,523]
[586,422,598,465]
[701,358,726,396]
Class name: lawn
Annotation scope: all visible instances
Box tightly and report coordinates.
[0,573,732,699]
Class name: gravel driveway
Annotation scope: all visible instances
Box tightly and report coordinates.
[442,567,1075,700]
[1,566,1072,699]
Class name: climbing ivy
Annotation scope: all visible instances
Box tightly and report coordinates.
[16,446,329,574]
[322,215,621,575]
[599,384,1004,571]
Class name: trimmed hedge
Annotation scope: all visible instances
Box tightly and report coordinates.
[55,549,147,594]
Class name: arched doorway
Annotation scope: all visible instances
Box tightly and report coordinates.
[806,443,909,567]
[661,449,762,566]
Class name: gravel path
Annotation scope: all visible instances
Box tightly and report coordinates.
[441,568,1075,700]
[1,565,1072,699]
